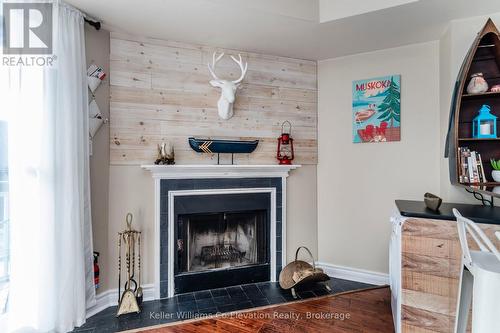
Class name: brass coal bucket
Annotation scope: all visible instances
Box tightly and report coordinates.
[279,246,330,298]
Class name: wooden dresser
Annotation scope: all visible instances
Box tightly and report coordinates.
[390,200,500,332]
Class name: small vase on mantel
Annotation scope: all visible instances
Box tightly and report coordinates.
[467,73,489,94]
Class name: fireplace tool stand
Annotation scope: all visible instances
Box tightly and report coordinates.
[117,213,142,316]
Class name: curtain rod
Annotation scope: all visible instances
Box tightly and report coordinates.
[59,2,101,30]
[84,18,101,30]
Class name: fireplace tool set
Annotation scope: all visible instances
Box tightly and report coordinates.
[117,213,143,316]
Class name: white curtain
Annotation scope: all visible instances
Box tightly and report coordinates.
[0,1,95,332]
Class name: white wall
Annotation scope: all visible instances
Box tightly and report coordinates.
[317,42,441,274]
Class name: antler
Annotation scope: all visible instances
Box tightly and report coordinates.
[230,54,248,84]
[207,51,224,80]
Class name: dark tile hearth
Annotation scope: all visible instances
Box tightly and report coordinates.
[73,278,375,333]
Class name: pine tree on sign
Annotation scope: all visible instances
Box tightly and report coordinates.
[377,76,401,127]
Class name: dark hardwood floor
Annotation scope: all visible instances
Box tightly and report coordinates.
[75,278,376,332]
[132,286,394,333]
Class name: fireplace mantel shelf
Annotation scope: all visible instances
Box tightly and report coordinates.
[141,164,301,179]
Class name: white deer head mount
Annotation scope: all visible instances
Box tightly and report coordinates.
[208,52,248,120]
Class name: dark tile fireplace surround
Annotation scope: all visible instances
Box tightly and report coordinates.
[160,178,283,298]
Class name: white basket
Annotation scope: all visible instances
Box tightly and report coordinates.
[87,76,102,93]
[89,117,103,138]
[89,99,101,118]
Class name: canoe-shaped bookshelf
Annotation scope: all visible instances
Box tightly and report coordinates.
[446,18,500,198]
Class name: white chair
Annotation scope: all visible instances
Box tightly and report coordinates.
[453,209,500,333]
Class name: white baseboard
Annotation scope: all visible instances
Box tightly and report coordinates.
[316,262,389,286]
[86,284,155,318]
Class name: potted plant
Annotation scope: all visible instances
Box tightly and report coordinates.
[491,159,500,182]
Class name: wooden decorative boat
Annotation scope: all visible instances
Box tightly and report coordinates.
[445,18,500,198]
[188,137,259,154]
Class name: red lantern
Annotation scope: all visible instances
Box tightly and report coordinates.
[277,121,294,165]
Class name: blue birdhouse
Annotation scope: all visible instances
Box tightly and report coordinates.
[473,105,497,139]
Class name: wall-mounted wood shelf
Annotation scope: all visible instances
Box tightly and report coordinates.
[447,19,500,199]
[458,137,500,141]
[461,182,500,186]
[462,91,500,99]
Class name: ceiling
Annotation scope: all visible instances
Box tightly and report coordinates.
[66,0,500,60]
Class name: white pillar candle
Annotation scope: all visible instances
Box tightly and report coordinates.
[480,123,491,135]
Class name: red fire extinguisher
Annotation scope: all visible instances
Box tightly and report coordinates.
[93,251,100,289]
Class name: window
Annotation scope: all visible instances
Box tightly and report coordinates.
[0,121,8,314]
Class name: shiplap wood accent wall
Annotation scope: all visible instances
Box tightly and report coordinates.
[401,218,500,332]
[109,32,317,165]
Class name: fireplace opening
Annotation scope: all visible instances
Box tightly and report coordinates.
[177,210,268,274]
[172,192,272,294]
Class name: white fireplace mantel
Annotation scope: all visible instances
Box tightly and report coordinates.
[142,164,300,299]
[141,164,301,179]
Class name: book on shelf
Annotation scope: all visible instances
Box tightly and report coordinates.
[477,152,487,183]
[458,147,487,184]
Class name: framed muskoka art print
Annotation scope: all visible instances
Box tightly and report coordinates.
[352,75,401,143]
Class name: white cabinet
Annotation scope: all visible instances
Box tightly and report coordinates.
[389,211,406,333]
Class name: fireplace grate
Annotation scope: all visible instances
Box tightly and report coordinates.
[175,208,270,293]
[199,244,246,266]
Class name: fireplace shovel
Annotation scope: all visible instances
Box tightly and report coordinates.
[279,246,330,299]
